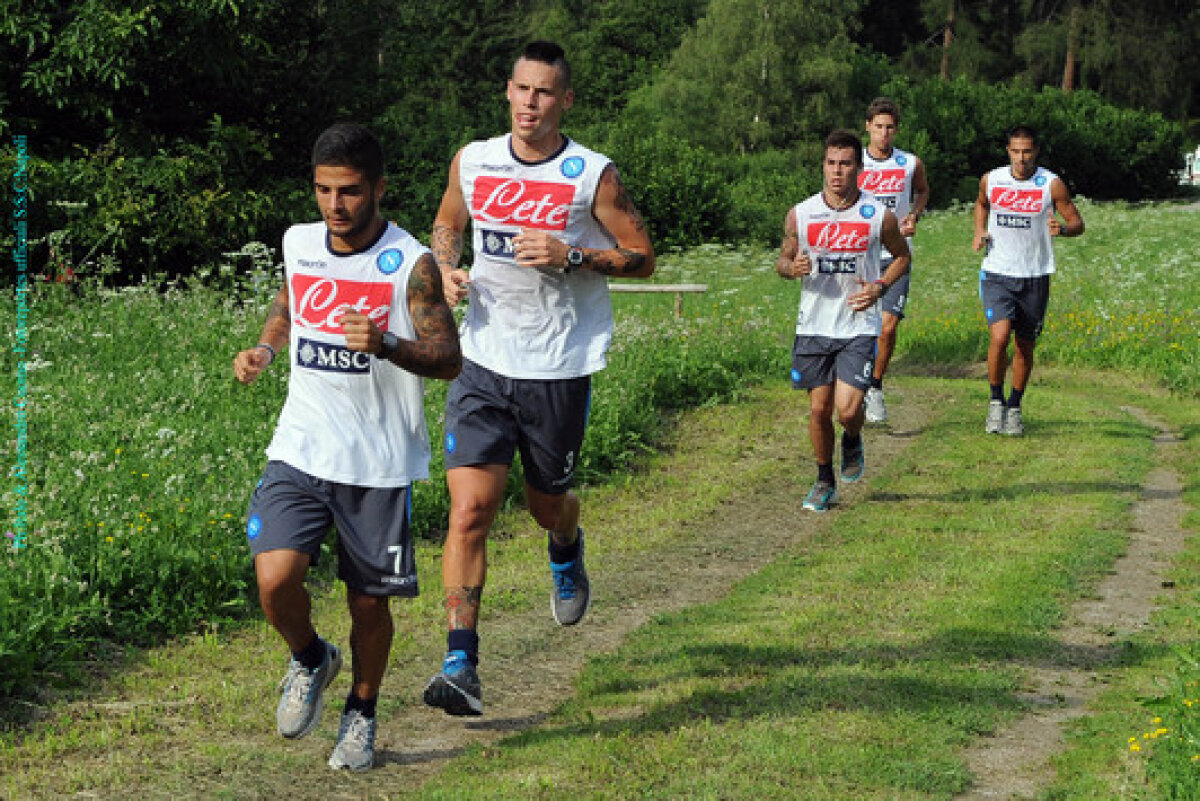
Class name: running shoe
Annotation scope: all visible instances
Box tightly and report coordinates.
[276,639,342,739]
[423,650,483,716]
[550,529,591,627]
[841,441,865,483]
[328,708,376,771]
[1002,406,1024,437]
[985,400,1006,434]
[864,387,888,424]
[802,480,837,512]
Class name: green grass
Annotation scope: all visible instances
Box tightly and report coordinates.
[0,200,1196,796]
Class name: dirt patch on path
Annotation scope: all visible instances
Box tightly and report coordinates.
[957,406,1189,800]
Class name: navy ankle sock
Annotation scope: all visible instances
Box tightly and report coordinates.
[447,629,479,665]
[990,384,1005,402]
[293,634,325,671]
[548,528,581,564]
[1007,387,1025,408]
[870,377,883,390]
[842,432,862,452]
[344,691,377,719]
[817,462,835,485]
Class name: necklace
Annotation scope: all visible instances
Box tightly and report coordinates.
[824,190,856,213]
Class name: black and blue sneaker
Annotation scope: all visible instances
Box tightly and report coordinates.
[423,650,483,716]
[550,530,591,626]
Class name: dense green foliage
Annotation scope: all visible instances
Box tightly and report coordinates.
[1,0,1193,281]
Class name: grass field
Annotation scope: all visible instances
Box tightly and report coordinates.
[0,199,1196,796]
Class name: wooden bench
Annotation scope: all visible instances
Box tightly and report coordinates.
[608,283,708,318]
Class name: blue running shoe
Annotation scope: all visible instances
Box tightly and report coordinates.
[550,529,591,626]
[802,480,837,512]
[423,650,483,716]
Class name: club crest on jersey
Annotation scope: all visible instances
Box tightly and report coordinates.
[896,153,907,166]
[860,204,876,219]
[561,156,585,179]
[1034,174,1046,187]
[296,336,371,374]
[377,248,403,275]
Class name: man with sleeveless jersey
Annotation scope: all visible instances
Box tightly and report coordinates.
[973,125,1084,436]
[776,129,911,513]
[859,97,930,425]
[233,123,461,770]
[422,41,656,716]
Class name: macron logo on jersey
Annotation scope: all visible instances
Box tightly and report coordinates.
[291,274,392,334]
[471,177,575,231]
[990,187,1044,214]
[859,169,906,195]
[807,221,871,253]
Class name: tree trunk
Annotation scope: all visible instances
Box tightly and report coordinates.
[940,0,955,81]
[1061,3,1081,92]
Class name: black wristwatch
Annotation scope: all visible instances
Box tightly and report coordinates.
[376,331,399,360]
[565,246,584,273]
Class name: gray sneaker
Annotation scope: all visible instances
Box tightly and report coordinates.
[985,400,1006,434]
[328,709,376,771]
[1002,406,1024,436]
[864,387,887,424]
[423,650,483,716]
[276,640,342,739]
[550,529,590,627]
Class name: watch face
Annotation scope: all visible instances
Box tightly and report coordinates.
[568,247,583,266]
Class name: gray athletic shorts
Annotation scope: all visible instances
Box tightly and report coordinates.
[879,256,910,319]
[979,271,1052,341]
[245,460,418,597]
[790,335,876,391]
[444,358,590,495]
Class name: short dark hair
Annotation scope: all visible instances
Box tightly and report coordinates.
[1007,125,1039,147]
[865,97,901,123]
[311,123,385,184]
[518,40,572,89]
[824,129,864,166]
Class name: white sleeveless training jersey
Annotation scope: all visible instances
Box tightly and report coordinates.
[457,135,617,379]
[859,147,918,259]
[981,166,1057,277]
[265,221,431,488]
[792,192,887,339]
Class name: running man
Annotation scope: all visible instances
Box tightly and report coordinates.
[233,123,461,770]
[777,129,911,512]
[973,125,1084,436]
[423,41,655,716]
[858,97,930,424]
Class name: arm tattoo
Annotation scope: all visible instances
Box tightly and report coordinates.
[582,248,648,277]
[387,254,462,379]
[431,222,463,274]
[445,586,483,630]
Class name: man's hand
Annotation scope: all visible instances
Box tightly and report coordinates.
[900,213,918,237]
[233,345,274,384]
[848,278,884,312]
[442,268,471,305]
[785,250,814,280]
[513,228,568,270]
[973,232,992,253]
[339,309,383,354]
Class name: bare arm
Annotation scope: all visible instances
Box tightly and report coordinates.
[233,282,290,384]
[902,158,931,237]
[1049,178,1084,237]
[431,149,471,305]
[972,174,991,252]
[340,253,462,380]
[775,206,811,280]
[513,163,656,278]
[849,211,911,311]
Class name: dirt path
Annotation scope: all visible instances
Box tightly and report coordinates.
[957,406,1189,800]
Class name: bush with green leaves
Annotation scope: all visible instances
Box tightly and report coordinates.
[884,77,1185,204]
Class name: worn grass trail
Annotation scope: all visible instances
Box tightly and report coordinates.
[1,370,1195,799]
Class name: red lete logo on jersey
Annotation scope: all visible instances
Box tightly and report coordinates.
[471,177,575,231]
[990,187,1044,213]
[807,221,871,252]
[292,274,392,334]
[858,169,906,195]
